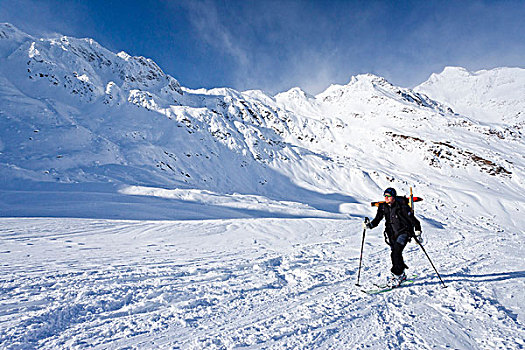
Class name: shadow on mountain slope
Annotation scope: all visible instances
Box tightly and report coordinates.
[0,180,358,220]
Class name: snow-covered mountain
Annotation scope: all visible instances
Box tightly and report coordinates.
[415,66,525,124]
[1,23,524,221]
[1,23,525,349]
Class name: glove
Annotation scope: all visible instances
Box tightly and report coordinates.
[362,219,372,230]
[414,231,423,244]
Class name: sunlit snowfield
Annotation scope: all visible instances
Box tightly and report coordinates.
[1,202,524,349]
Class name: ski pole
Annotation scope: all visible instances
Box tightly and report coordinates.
[356,217,369,286]
[409,186,446,288]
[415,239,447,288]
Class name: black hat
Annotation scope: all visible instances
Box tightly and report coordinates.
[384,187,397,197]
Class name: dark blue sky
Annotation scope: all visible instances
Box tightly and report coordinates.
[2,0,524,94]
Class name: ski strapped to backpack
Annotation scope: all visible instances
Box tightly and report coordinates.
[371,196,422,207]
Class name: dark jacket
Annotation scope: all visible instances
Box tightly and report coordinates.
[370,196,421,241]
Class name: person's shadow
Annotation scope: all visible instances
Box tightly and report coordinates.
[413,270,525,287]
[409,271,524,322]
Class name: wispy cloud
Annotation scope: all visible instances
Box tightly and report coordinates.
[180,1,400,94]
[183,1,250,70]
[180,1,342,94]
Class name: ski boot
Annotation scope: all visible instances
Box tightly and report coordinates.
[387,272,407,288]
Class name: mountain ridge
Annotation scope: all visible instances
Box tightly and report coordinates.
[0,23,523,229]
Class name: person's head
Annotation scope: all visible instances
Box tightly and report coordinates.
[384,187,396,205]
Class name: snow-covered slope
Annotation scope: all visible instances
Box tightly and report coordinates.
[0,21,523,259]
[1,22,523,223]
[415,66,525,124]
[1,24,524,349]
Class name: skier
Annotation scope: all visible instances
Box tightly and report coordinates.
[364,187,422,287]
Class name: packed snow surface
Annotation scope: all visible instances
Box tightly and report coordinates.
[1,23,524,349]
[1,215,524,349]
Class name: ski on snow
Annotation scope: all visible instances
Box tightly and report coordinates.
[361,275,417,295]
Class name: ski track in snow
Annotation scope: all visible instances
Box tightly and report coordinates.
[1,217,523,349]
